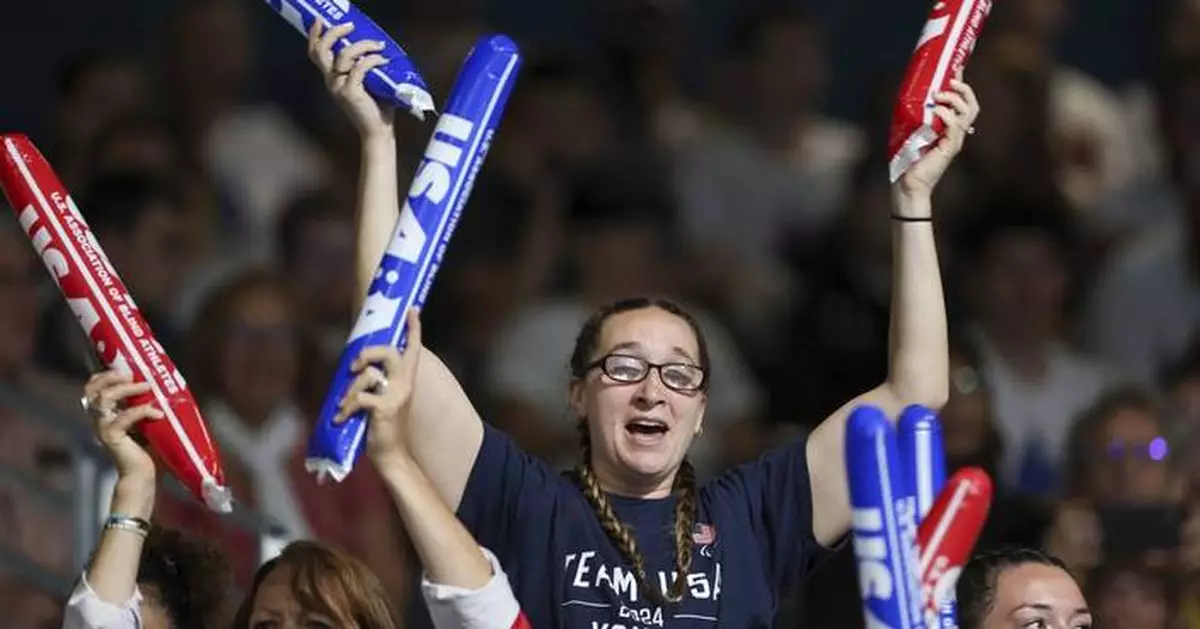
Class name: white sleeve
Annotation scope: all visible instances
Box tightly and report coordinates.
[420,547,522,629]
[61,573,142,629]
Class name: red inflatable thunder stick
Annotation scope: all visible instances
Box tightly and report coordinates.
[0,134,232,513]
[915,467,992,619]
[888,0,993,182]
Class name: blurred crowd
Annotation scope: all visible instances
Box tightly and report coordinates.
[1,0,1199,626]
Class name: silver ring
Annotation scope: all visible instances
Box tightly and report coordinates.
[370,373,389,393]
[80,395,113,421]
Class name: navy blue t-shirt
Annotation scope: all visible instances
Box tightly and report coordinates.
[454,425,831,628]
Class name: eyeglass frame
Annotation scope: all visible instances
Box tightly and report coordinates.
[581,353,708,393]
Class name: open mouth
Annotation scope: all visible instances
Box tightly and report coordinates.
[625,417,669,437]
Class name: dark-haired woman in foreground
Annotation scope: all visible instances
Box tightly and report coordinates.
[957,548,1092,629]
[321,6,979,622]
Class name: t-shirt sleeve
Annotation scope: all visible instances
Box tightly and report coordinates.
[456,424,564,557]
[711,434,830,593]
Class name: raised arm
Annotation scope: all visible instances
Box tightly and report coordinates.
[64,373,162,629]
[337,312,524,629]
[308,21,485,509]
[805,79,978,546]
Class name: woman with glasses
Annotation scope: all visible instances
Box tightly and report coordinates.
[318,15,978,627]
[1045,387,1199,590]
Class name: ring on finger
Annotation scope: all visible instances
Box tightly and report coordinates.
[369,372,389,393]
[81,395,114,421]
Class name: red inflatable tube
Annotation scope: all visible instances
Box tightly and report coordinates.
[916,467,992,621]
[888,0,993,182]
[0,134,232,513]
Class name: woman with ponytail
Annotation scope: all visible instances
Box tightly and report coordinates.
[322,8,980,622]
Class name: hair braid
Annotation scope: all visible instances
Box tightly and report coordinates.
[575,423,697,606]
[669,457,697,602]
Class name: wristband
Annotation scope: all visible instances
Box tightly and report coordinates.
[104,515,151,538]
[891,214,933,222]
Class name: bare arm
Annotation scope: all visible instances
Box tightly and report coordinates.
[84,475,154,604]
[806,193,949,546]
[378,454,494,588]
[354,136,484,508]
[805,80,978,547]
[309,19,487,510]
[66,373,162,629]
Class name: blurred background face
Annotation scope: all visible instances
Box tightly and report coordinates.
[745,19,825,116]
[525,81,617,169]
[1093,570,1169,629]
[166,0,252,101]
[55,59,151,154]
[0,229,39,376]
[972,231,1067,343]
[1091,406,1172,504]
[217,286,299,417]
[111,201,190,312]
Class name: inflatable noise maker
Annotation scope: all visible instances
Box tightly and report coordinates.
[847,405,993,628]
[888,0,993,182]
[306,35,522,482]
[0,134,232,513]
[262,0,435,120]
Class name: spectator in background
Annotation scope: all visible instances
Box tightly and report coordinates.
[954,190,1115,494]
[486,153,764,478]
[50,53,153,189]
[1045,388,1200,590]
[941,62,1060,217]
[84,114,225,266]
[0,216,82,581]
[1085,59,1200,383]
[157,0,327,248]
[674,4,861,352]
[273,188,356,395]
[973,0,1138,211]
[156,270,409,600]
[596,0,708,152]
[36,172,191,379]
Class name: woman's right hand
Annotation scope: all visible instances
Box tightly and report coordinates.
[307,20,394,139]
[83,371,163,481]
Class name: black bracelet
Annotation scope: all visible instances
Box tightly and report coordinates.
[891,214,933,223]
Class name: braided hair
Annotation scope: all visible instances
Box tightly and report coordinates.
[568,297,709,605]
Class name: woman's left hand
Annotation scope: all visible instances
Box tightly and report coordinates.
[335,309,422,466]
[895,76,981,200]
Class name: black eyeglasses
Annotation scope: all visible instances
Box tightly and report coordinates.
[585,353,706,393]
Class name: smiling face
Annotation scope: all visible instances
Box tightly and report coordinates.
[569,306,708,496]
[982,563,1092,629]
